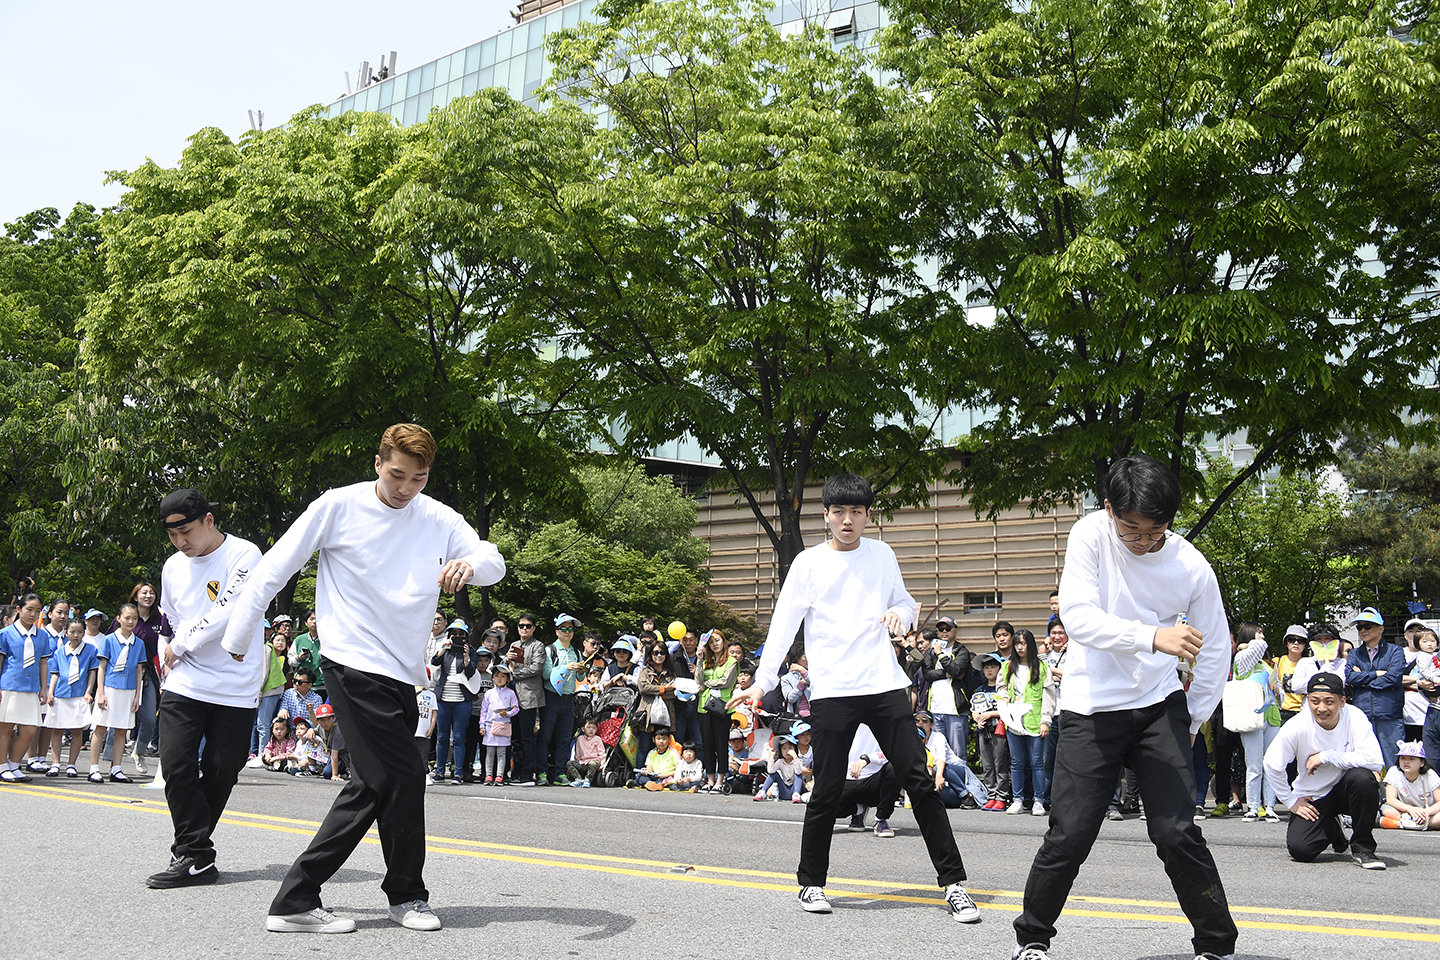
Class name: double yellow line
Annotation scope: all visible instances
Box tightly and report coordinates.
[4,783,1437,943]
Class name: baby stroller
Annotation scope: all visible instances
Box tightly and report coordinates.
[592,685,638,788]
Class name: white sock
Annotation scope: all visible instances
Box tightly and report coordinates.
[3,761,15,772]
[90,764,100,773]
[110,764,122,775]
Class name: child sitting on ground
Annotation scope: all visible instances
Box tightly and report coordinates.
[262,716,300,772]
[293,717,324,775]
[630,726,678,790]
[669,741,704,791]
[1381,741,1440,830]
[754,736,804,802]
[567,718,605,787]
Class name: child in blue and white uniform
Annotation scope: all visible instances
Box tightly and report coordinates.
[0,594,51,782]
[44,620,98,777]
[90,603,145,783]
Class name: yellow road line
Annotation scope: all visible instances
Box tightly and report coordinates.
[4,784,1437,942]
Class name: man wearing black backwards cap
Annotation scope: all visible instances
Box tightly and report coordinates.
[1263,673,1385,869]
[147,489,267,889]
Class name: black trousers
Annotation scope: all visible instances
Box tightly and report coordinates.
[511,705,538,781]
[799,688,966,889]
[1016,693,1237,957]
[460,708,483,780]
[699,708,729,777]
[1287,767,1380,861]
[158,691,255,864]
[1210,715,1241,805]
[839,764,901,819]
[271,660,426,914]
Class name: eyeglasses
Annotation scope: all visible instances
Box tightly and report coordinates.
[1111,517,1169,544]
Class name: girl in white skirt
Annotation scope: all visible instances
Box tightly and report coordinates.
[0,594,49,783]
[90,604,145,783]
[44,621,98,777]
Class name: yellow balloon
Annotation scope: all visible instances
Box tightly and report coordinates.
[667,620,686,640]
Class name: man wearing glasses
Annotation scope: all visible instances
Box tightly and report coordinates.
[1344,607,1405,771]
[508,614,546,785]
[1012,455,1236,960]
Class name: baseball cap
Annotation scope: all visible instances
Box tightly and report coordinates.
[1404,618,1428,632]
[447,619,470,634]
[979,652,1005,666]
[314,703,336,718]
[728,728,746,740]
[1306,672,1345,695]
[1351,607,1384,627]
[1309,623,1341,642]
[936,616,957,628]
[293,716,311,728]
[272,614,293,625]
[914,710,934,722]
[610,636,637,655]
[84,608,105,620]
[789,722,811,737]
[158,488,218,528]
[555,613,580,627]
[491,662,512,675]
[1397,741,1426,760]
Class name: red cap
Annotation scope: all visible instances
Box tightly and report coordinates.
[314,703,335,718]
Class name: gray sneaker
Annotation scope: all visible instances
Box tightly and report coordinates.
[388,899,442,930]
[944,883,981,923]
[873,818,895,838]
[1352,850,1386,870]
[265,907,356,934]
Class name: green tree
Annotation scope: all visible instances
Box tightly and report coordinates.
[489,459,748,639]
[1179,460,1364,638]
[0,203,140,603]
[882,0,1440,534]
[524,0,952,582]
[1331,437,1440,618]
[76,100,585,618]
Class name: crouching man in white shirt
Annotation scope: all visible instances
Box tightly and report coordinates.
[223,424,505,935]
[1262,671,1385,869]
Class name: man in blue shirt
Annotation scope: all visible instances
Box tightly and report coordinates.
[1344,607,1406,770]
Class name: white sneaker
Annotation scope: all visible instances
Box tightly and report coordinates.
[132,753,149,775]
[797,886,832,913]
[1014,945,1050,960]
[388,900,442,930]
[1031,801,1046,817]
[1006,800,1025,815]
[246,757,264,769]
[1399,814,1427,831]
[425,775,434,785]
[266,907,356,934]
[943,883,981,923]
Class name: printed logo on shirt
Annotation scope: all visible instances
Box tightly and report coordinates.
[207,581,221,602]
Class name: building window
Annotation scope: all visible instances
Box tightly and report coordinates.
[826,8,854,39]
[964,592,1002,615]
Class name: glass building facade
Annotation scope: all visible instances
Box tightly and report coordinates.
[321,1,889,121]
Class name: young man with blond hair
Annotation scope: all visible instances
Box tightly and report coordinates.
[224,423,505,934]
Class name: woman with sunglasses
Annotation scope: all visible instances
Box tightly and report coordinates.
[636,641,679,768]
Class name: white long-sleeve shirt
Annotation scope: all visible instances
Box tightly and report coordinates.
[1056,509,1229,734]
[222,481,505,686]
[161,534,268,709]
[755,537,916,702]
[1263,703,1382,807]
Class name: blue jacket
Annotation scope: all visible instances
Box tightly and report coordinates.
[1344,641,1406,721]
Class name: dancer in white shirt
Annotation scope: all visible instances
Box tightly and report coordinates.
[733,473,981,925]
[224,424,504,935]
[1013,456,1237,960]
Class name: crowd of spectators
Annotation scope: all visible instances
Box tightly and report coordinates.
[3,581,1438,844]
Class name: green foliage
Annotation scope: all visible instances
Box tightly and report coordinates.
[0,203,141,605]
[490,459,737,638]
[1181,459,1363,638]
[528,0,953,579]
[882,0,1440,533]
[1331,437,1440,614]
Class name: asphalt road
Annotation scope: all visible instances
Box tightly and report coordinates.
[1,763,1436,960]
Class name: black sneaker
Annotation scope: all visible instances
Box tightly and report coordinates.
[1014,944,1050,960]
[797,886,832,913]
[1353,850,1385,870]
[146,856,219,888]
